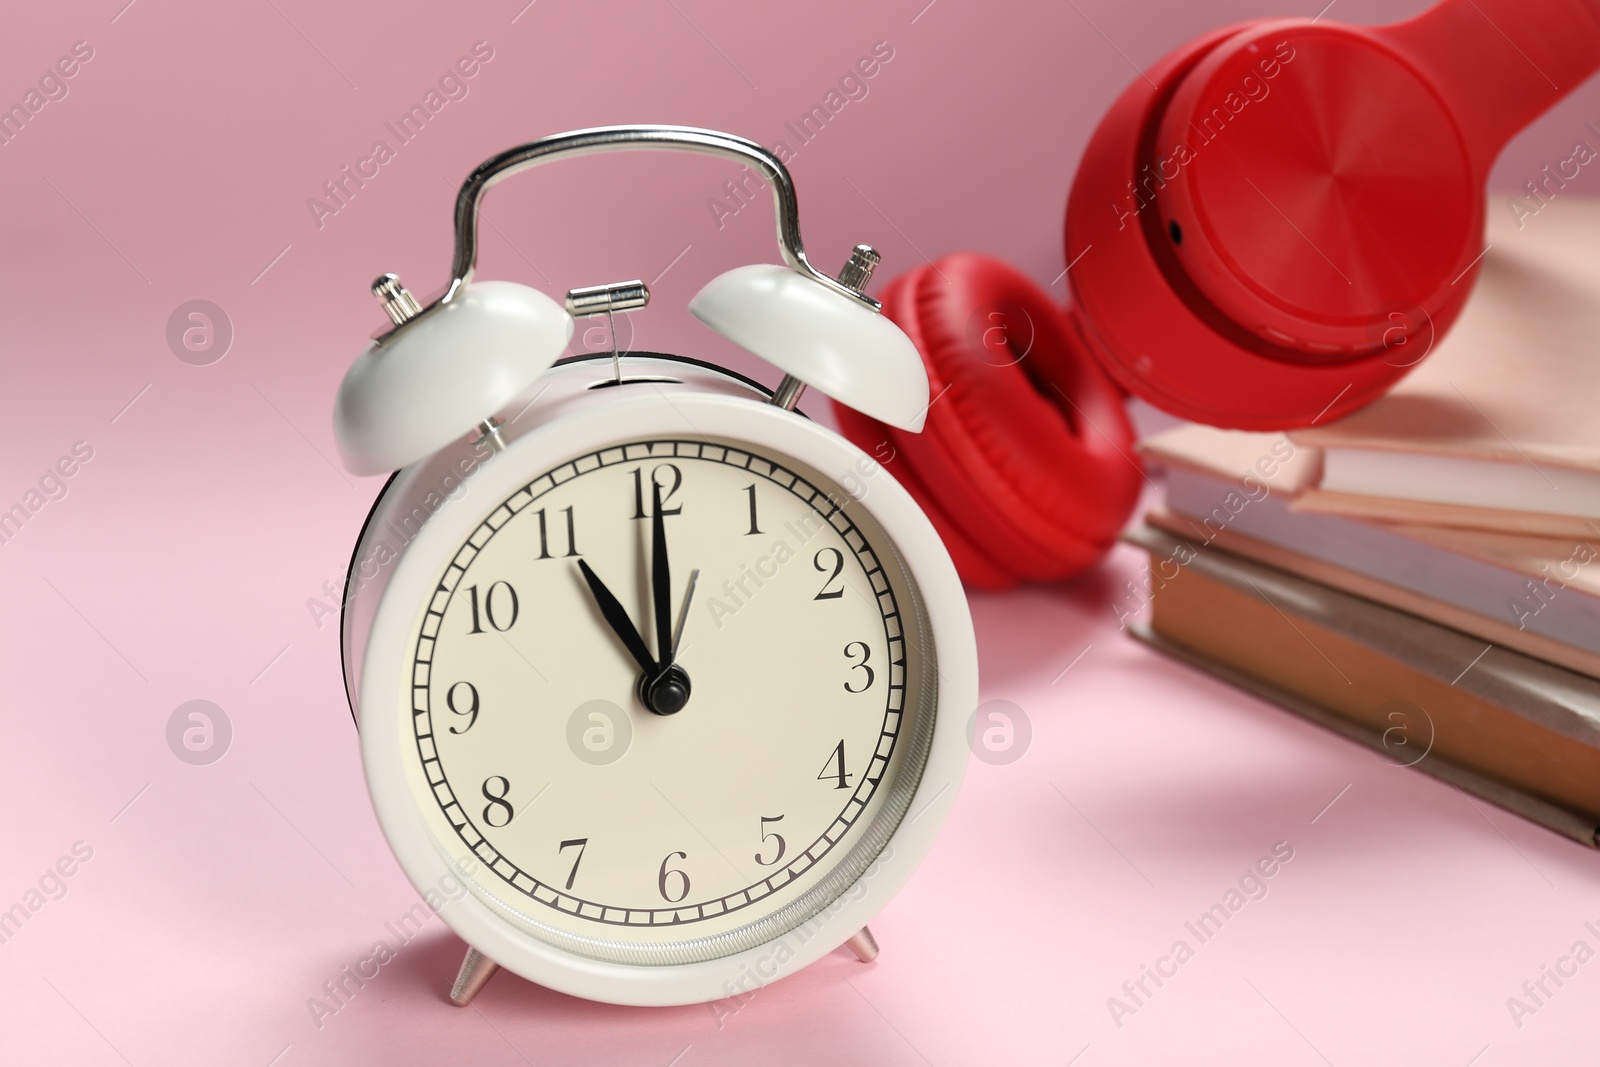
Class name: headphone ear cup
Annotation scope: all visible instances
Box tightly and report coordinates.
[1064,5,1600,429]
[831,402,1018,590]
[831,254,1144,587]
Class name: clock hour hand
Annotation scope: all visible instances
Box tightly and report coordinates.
[576,558,656,676]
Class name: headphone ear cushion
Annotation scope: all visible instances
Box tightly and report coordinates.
[831,402,1017,590]
[832,254,1144,587]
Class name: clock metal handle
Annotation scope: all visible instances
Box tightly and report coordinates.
[441,124,878,311]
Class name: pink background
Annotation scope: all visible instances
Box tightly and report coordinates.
[4,0,1600,1063]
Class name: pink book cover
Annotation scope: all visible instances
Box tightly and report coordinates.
[1290,198,1600,472]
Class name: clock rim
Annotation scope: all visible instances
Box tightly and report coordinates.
[356,386,976,1006]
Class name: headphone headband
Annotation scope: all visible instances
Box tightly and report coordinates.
[1383,0,1600,167]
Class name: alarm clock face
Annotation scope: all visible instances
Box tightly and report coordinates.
[405,432,933,964]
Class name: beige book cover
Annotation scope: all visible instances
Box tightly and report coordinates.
[1138,422,1322,493]
[1285,198,1600,533]
[1140,422,1600,598]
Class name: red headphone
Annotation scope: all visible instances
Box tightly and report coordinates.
[834,0,1600,589]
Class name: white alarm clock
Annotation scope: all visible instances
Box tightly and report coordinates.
[333,126,977,1007]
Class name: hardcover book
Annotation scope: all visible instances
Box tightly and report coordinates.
[1126,524,1600,846]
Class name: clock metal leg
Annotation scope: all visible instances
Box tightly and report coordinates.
[449,945,501,1006]
[844,925,879,963]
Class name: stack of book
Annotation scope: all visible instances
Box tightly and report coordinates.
[1125,200,1600,846]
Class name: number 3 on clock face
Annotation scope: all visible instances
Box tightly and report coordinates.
[353,383,975,1006]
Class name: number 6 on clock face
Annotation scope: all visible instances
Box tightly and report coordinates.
[349,367,976,1006]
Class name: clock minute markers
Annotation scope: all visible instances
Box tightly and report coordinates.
[415,435,921,960]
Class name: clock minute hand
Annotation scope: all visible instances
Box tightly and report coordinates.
[576,558,656,676]
[650,481,674,670]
